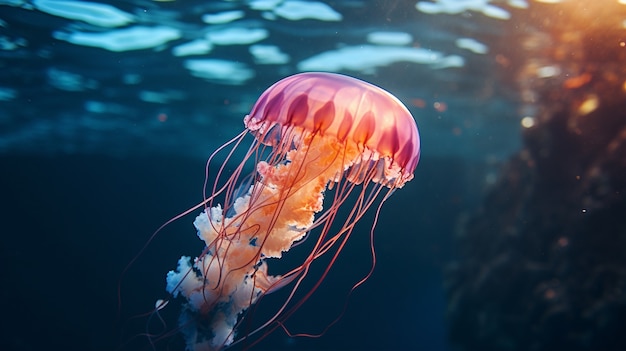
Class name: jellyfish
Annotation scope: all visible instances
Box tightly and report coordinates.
[164,72,420,350]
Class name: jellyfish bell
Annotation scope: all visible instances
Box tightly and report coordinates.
[245,72,420,186]
[162,72,420,351]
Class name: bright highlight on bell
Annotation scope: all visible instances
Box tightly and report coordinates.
[164,72,420,350]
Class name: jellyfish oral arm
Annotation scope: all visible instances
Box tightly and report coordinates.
[165,133,362,350]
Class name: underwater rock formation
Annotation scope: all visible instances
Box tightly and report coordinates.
[446,2,626,350]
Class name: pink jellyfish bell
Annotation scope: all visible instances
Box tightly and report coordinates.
[164,72,420,350]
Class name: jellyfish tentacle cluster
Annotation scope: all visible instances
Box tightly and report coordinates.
[164,72,420,351]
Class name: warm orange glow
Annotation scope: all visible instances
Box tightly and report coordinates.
[563,73,592,89]
[578,95,599,115]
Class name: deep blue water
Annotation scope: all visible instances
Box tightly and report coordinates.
[2,154,467,350]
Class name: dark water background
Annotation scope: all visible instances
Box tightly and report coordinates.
[3,154,466,350]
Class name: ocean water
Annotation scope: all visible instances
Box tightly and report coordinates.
[2,1,624,351]
[0,0,522,161]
